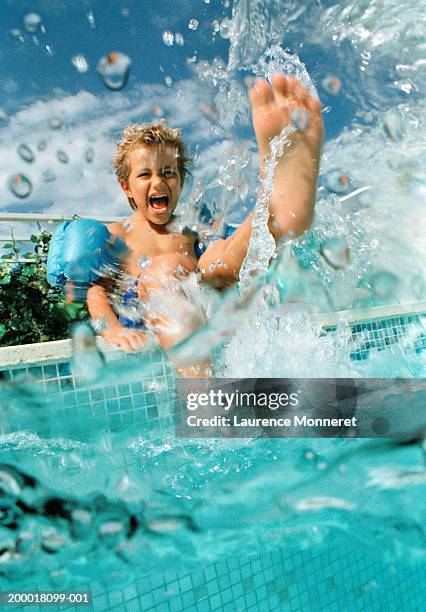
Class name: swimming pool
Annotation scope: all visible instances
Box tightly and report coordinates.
[1,303,425,611]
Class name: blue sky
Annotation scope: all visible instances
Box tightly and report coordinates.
[0,0,421,239]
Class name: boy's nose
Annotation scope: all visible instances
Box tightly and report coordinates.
[152,173,165,187]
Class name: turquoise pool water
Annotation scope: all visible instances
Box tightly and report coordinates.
[1,0,426,609]
[0,308,425,611]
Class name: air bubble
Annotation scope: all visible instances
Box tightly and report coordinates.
[56,150,69,163]
[324,169,352,194]
[165,76,173,87]
[212,20,220,33]
[162,31,174,46]
[291,108,310,131]
[8,174,33,198]
[37,139,47,151]
[175,33,184,46]
[321,75,341,96]
[71,54,89,73]
[85,147,95,163]
[23,13,42,34]
[209,263,216,273]
[48,116,62,130]
[96,52,131,90]
[320,237,350,269]
[17,143,35,163]
[188,19,199,31]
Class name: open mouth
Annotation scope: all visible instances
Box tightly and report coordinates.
[149,194,169,214]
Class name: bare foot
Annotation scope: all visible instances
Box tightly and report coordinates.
[249,73,323,239]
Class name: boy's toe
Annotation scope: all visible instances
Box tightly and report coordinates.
[249,77,272,107]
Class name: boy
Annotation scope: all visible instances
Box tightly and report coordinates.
[87,74,323,367]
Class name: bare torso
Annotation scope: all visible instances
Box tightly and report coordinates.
[108,214,199,297]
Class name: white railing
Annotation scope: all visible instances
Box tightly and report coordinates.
[0,212,125,263]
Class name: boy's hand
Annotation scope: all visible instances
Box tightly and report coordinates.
[249,73,323,158]
[103,327,148,352]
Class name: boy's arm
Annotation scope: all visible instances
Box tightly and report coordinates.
[199,73,323,288]
[86,281,147,352]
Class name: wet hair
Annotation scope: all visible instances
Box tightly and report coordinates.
[112,122,192,210]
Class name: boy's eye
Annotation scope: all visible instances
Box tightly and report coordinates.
[162,168,176,178]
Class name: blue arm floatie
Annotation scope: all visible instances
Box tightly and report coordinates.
[47,219,128,301]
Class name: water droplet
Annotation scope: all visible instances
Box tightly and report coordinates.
[200,102,220,124]
[212,20,220,33]
[165,76,173,87]
[0,108,9,123]
[121,7,130,18]
[321,75,341,96]
[70,509,92,540]
[151,105,163,117]
[48,116,62,130]
[37,139,47,151]
[85,147,95,163]
[49,569,71,589]
[324,169,352,194]
[320,237,350,269]
[56,150,69,163]
[382,110,405,141]
[291,108,310,131]
[138,256,151,269]
[209,263,216,273]
[162,31,174,46]
[219,18,232,39]
[8,174,32,198]
[44,44,54,56]
[91,318,107,333]
[98,521,125,548]
[42,170,56,182]
[23,12,42,34]
[96,52,131,90]
[188,19,199,31]
[71,54,89,73]
[86,10,96,29]
[72,322,104,382]
[370,271,399,298]
[175,32,184,46]
[8,29,25,43]
[17,143,35,163]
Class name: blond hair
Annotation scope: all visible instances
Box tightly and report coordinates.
[112,122,192,210]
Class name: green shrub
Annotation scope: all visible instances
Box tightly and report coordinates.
[0,230,88,347]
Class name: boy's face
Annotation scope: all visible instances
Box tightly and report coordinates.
[121,144,182,225]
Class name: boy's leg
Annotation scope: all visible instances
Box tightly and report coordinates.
[249,74,323,239]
